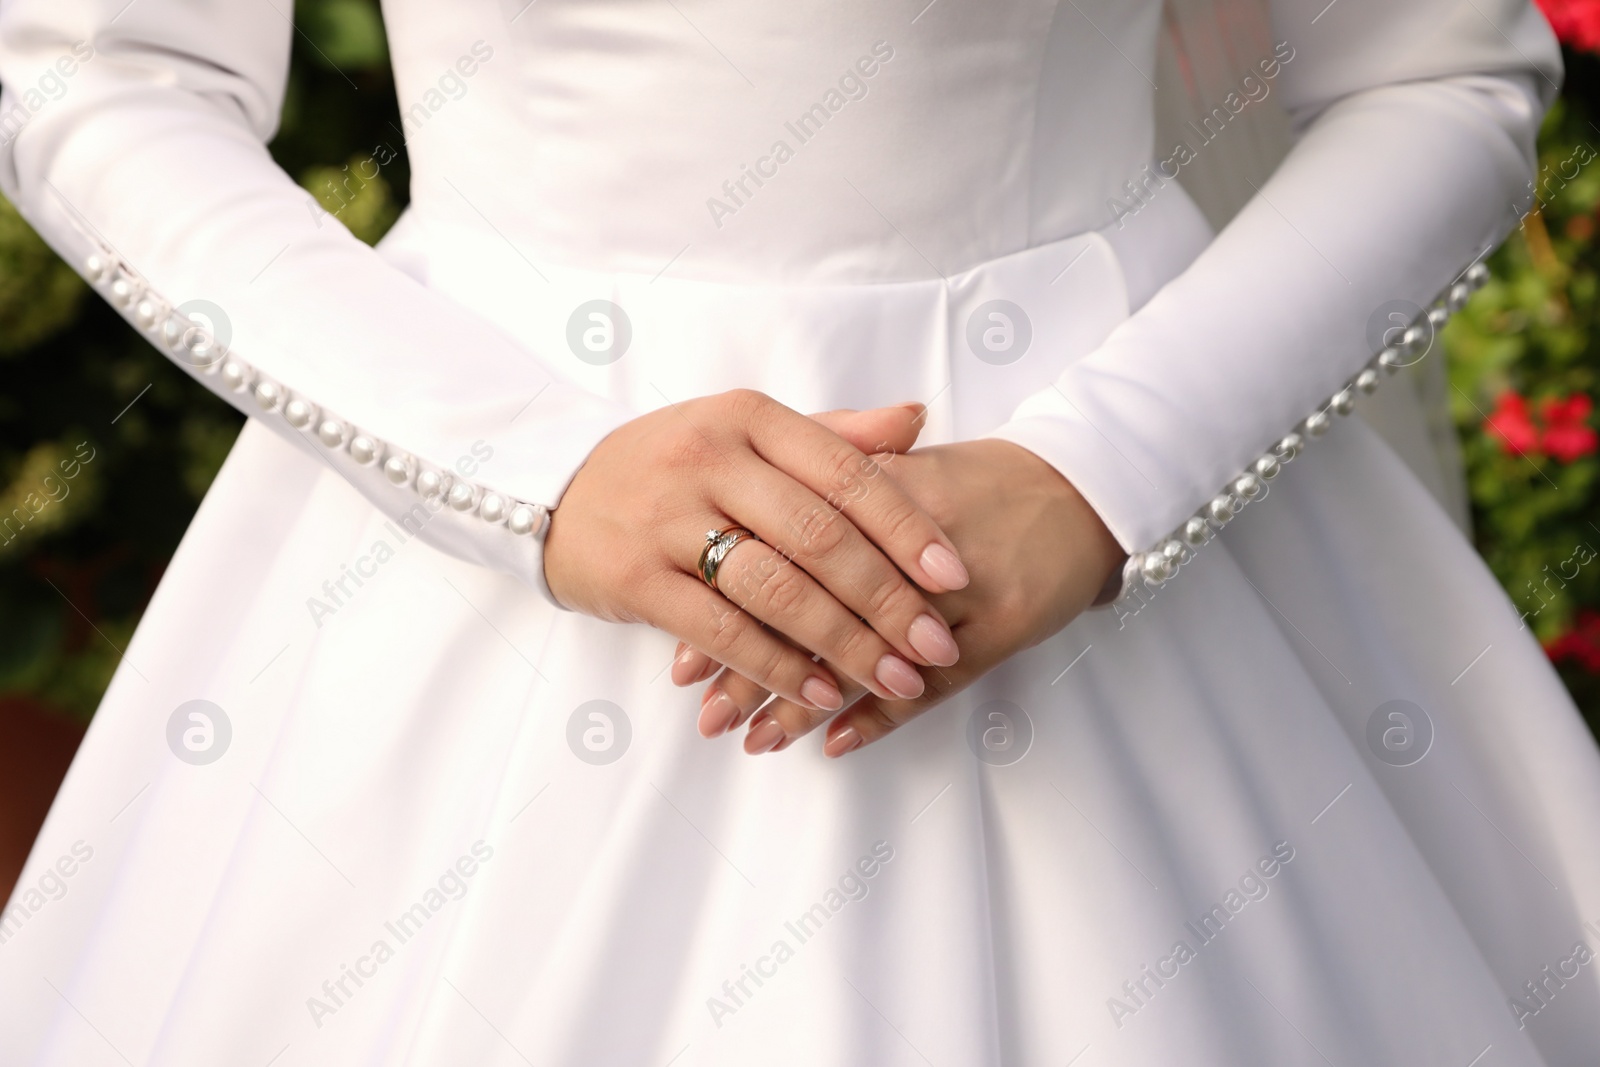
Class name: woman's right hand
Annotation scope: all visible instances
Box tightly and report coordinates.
[543,389,967,717]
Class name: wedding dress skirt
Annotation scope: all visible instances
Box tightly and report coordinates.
[2,0,1597,1063]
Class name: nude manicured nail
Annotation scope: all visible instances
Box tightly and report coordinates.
[801,676,844,711]
[907,613,959,667]
[920,542,969,589]
[746,717,785,754]
[825,726,863,758]
[698,689,739,738]
[875,654,925,699]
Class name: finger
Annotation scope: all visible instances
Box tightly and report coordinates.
[731,392,969,594]
[671,644,718,687]
[821,660,977,756]
[713,457,961,671]
[749,673,875,750]
[644,574,845,716]
[808,402,927,457]
[708,532,934,700]
[698,667,772,738]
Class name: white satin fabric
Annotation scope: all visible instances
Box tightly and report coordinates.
[2,0,1599,1064]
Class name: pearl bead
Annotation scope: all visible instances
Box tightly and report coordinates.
[448,481,478,512]
[135,299,160,329]
[1330,388,1355,416]
[1466,262,1490,289]
[507,503,544,536]
[161,316,186,349]
[252,380,282,412]
[1302,410,1331,437]
[85,255,105,282]
[1427,307,1449,330]
[1378,348,1405,374]
[1160,538,1190,567]
[1254,454,1281,480]
[283,398,316,429]
[1447,282,1471,312]
[1274,433,1303,461]
[1207,494,1236,526]
[415,469,448,500]
[1233,473,1263,500]
[1140,552,1172,587]
[383,454,414,486]
[1355,368,1380,394]
[317,419,348,448]
[348,435,380,466]
[1182,515,1213,545]
[478,492,508,524]
[109,275,136,308]
[1400,325,1429,357]
[220,359,251,392]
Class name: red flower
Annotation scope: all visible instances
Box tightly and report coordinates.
[1546,610,1600,674]
[1537,0,1600,52]
[1541,394,1598,462]
[1485,391,1541,455]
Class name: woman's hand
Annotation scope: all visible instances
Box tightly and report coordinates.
[544,390,967,717]
[684,438,1124,754]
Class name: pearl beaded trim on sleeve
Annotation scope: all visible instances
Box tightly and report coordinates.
[79,245,550,542]
[1101,261,1490,622]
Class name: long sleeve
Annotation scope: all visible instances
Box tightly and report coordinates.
[988,0,1558,583]
[0,1,636,604]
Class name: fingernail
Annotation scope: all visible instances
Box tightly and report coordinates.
[746,717,785,754]
[800,676,844,711]
[671,648,699,687]
[698,689,739,738]
[825,726,863,758]
[897,401,926,415]
[874,654,925,699]
[920,542,969,590]
[907,614,959,667]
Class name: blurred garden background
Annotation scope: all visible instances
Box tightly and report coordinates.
[1,0,1599,889]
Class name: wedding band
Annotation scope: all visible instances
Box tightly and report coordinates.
[698,525,759,589]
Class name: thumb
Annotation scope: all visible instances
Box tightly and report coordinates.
[810,402,926,456]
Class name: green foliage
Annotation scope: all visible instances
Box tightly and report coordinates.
[1443,90,1600,727]
[0,0,403,720]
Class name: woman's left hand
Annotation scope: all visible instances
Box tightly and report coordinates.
[677,437,1126,756]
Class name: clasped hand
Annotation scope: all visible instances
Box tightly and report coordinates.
[545,391,1122,759]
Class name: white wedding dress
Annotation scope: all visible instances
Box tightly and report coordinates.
[3,0,1599,1063]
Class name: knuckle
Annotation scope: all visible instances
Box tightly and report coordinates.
[720,388,770,426]
[789,502,848,560]
[706,609,749,659]
[757,562,810,618]
[832,621,880,672]
[865,571,919,627]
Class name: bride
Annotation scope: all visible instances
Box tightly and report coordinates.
[2,0,1597,1062]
